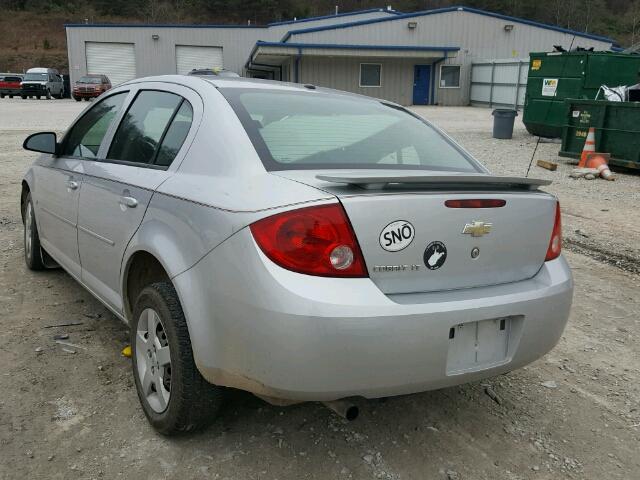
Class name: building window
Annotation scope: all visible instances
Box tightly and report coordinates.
[360,63,382,87]
[440,65,461,88]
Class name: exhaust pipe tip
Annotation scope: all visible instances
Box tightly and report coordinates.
[322,400,359,421]
[344,404,359,421]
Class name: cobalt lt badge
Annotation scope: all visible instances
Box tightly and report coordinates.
[424,241,447,270]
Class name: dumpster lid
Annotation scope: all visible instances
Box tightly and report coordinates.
[492,109,519,116]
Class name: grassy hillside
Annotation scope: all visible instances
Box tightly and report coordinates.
[0,12,69,73]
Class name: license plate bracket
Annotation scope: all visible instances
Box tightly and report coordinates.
[446,317,513,375]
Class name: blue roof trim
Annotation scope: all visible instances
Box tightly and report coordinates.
[247,40,459,68]
[266,8,399,27]
[255,41,459,52]
[64,23,267,28]
[282,5,614,44]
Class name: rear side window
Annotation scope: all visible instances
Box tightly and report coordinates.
[221,89,479,172]
[61,92,127,158]
[155,101,193,167]
[107,90,192,167]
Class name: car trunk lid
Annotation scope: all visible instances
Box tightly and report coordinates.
[274,170,556,294]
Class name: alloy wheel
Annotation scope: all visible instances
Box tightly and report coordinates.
[135,308,172,413]
[24,202,33,262]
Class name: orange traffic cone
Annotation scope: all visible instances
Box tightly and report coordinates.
[579,127,596,167]
[585,153,615,181]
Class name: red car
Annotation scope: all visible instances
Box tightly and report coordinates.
[0,75,24,98]
[72,74,111,101]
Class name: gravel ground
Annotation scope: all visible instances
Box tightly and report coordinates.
[1,98,639,480]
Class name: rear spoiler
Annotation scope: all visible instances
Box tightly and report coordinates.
[316,173,551,190]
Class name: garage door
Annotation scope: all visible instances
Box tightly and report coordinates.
[86,42,136,86]
[175,46,223,75]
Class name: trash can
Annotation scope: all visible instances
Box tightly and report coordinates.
[492,109,518,139]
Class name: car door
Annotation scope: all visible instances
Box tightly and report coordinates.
[32,90,129,279]
[77,85,197,314]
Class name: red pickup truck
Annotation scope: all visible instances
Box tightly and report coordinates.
[0,75,23,98]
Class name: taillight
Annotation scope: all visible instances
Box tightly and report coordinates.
[545,201,562,261]
[250,203,368,277]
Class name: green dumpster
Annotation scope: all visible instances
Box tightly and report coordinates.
[560,99,640,169]
[523,51,640,138]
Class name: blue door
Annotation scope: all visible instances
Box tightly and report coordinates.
[413,65,431,105]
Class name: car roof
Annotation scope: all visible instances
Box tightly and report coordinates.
[123,74,397,106]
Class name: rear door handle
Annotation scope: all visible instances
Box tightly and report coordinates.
[66,180,79,190]
[119,196,138,208]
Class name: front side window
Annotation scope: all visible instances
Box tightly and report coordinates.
[107,90,191,167]
[440,65,461,88]
[360,63,381,87]
[221,89,479,173]
[61,92,127,158]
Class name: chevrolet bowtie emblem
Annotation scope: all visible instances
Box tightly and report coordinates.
[462,221,492,237]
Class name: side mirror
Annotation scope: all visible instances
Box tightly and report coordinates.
[23,132,58,155]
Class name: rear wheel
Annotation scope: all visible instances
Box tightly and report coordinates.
[0,94,4,99]
[35,95,40,100]
[21,95,26,99]
[131,282,224,435]
[9,95,13,98]
[23,193,45,271]
[45,89,51,100]
[73,96,81,102]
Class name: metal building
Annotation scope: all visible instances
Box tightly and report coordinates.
[65,6,615,106]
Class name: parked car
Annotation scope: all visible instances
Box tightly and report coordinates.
[72,74,111,101]
[188,67,240,77]
[20,75,573,435]
[21,67,64,99]
[0,74,24,98]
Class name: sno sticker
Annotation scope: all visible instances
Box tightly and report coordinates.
[423,241,447,270]
[379,220,415,252]
[542,78,559,97]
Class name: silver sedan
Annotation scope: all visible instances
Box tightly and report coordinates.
[21,75,573,434]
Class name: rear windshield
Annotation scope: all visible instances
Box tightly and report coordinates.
[220,88,480,172]
[3,76,22,82]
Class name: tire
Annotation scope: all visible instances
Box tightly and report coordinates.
[0,94,4,99]
[131,282,224,435]
[36,95,40,100]
[9,95,13,98]
[21,95,26,99]
[73,96,81,102]
[45,89,51,100]
[23,193,46,271]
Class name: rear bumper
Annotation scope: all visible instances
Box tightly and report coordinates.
[174,228,573,402]
[0,88,21,95]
